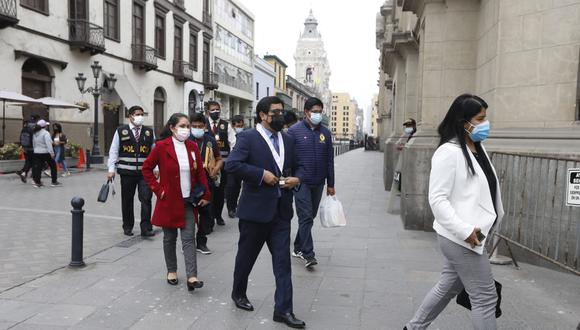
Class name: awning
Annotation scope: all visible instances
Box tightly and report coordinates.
[107,72,146,113]
[37,97,85,109]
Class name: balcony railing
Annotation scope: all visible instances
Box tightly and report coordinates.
[174,0,184,8]
[173,60,193,81]
[203,11,212,27]
[131,44,157,71]
[0,0,18,29]
[68,19,105,54]
[203,70,219,90]
[216,72,252,93]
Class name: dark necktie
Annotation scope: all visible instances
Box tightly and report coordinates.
[133,127,140,141]
[270,134,280,155]
[212,122,218,134]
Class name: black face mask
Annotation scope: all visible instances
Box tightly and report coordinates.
[270,115,285,132]
[209,112,220,121]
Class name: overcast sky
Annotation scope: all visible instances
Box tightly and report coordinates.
[241,0,383,110]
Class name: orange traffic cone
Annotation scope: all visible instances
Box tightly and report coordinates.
[18,149,25,160]
[76,148,86,168]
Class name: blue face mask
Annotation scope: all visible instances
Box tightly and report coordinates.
[191,128,205,139]
[234,127,244,134]
[310,112,322,125]
[467,120,490,142]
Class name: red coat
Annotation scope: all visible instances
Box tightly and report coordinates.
[142,137,211,229]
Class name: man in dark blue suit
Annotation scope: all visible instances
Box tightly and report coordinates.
[225,96,306,329]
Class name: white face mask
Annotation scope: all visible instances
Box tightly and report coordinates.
[404,127,414,135]
[191,128,205,139]
[234,127,244,134]
[175,128,190,142]
[132,115,144,126]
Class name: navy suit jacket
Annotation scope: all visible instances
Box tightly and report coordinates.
[225,128,303,223]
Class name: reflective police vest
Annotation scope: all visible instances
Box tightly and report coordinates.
[116,125,154,176]
[207,119,230,158]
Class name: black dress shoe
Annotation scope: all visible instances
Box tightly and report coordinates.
[187,280,204,291]
[166,274,178,286]
[273,312,305,329]
[231,293,254,311]
[141,230,155,237]
[216,217,225,226]
[123,229,134,236]
[228,210,236,218]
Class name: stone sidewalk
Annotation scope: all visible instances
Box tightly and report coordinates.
[0,149,579,329]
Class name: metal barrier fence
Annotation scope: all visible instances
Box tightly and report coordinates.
[489,152,580,273]
[333,144,357,156]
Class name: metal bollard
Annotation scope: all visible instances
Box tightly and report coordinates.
[69,197,86,267]
[85,149,91,169]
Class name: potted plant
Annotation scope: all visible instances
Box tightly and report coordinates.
[103,102,121,113]
[75,101,89,112]
[65,142,82,168]
[0,143,24,173]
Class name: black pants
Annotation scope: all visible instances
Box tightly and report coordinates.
[20,150,34,175]
[120,174,152,233]
[226,172,242,213]
[32,153,57,184]
[233,216,293,314]
[196,204,213,246]
[212,168,227,221]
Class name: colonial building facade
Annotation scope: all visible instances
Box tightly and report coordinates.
[0,0,215,152]
[330,92,356,141]
[263,54,292,111]
[286,74,315,119]
[376,0,580,231]
[294,10,332,111]
[252,54,274,125]
[212,0,254,120]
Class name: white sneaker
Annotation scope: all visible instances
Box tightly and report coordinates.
[61,171,71,177]
[292,251,304,259]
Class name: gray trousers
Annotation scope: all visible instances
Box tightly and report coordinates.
[407,235,497,330]
[163,202,197,278]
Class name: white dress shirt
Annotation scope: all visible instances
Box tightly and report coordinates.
[172,137,191,198]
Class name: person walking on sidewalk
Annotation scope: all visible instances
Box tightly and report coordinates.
[142,113,210,291]
[405,94,504,330]
[206,101,236,226]
[288,97,335,269]
[189,112,223,254]
[107,106,155,237]
[226,115,245,219]
[226,96,306,329]
[16,116,38,183]
[52,123,70,177]
[31,119,60,188]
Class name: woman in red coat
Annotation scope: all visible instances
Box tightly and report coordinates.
[142,113,211,291]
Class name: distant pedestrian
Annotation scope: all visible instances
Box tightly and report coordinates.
[107,106,155,237]
[16,116,38,183]
[288,97,335,269]
[189,112,223,254]
[396,118,416,150]
[205,101,236,226]
[405,94,504,330]
[142,113,210,291]
[226,115,245,219]
[52,123,70,177]
[283,110,298,131]
[31,119,60,188]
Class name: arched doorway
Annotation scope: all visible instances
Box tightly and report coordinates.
[153,87,166,137]
[188,90,197,118]
[21,58,51,121]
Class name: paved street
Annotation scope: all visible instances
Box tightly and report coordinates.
[0,149,579,329]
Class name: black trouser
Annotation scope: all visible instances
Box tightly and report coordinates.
[233,216,293,314]
[20,150,34,175]
[32,153,57,184]
[212,168,227,221]
[120,174,152,233]
[196,204,213,246]
[226,172,242,213]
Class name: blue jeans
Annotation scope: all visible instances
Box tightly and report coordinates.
[55,146,68,172]
[293,183,325,258]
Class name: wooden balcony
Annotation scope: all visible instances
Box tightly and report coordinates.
[68,19,105,55]
[131,44,158,71]
[0,0,18,29]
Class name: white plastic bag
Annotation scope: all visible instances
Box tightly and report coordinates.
[319,196,347,228]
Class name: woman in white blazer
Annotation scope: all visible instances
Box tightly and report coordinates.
[405,94,504,330]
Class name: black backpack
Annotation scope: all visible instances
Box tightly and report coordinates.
[20,127,33,148]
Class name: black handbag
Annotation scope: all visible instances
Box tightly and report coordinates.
[456,280,502,318]
[97,179,115,203]
[183,184,206,207]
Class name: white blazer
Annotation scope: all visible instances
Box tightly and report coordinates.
[429,141,504,255]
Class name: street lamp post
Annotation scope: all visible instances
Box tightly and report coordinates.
[198,91,205,113]
[75,61,117,164]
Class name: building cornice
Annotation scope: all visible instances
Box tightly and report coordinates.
[400,0,445,19]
